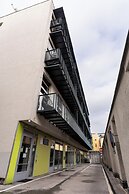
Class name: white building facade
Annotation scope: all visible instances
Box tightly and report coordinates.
[0,0,92,184]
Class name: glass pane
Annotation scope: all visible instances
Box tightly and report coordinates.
[59,151,63,165]
[50,148,54,167]
[17,164,28,172]
[55,150,59,166]
[17,136,31,172]
[54,150,63,166]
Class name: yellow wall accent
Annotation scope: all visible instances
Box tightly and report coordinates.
[74,149,76,166]
[63,144,66,168]
[4,123,23,184]
[92,133,100,151]
[33,134,50,176]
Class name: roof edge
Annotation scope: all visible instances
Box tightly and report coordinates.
[0,0,52,19]
[104,30,129,135]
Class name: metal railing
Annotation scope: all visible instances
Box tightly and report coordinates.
[45,49,59,63]
[50,18,63,32]
[50,18,71,55]
[50,18,91,134]
[45,49,90,133]
[45,49,75,96]
[38,93,92,148]
[38,93,69,123]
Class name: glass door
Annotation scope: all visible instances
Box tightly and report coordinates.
[66,146,74,168]
[14,132,35,182]
[49,142,63,172]
[54,143,63,170]
[28,136,37,177]
[49,142,55,173]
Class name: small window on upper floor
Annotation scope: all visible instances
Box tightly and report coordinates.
[95,143,97,147]
[47,37,55,50]
[52,13,56,21]
[125,60,129,71]
[0,22,3,27]
[40,75,51,95]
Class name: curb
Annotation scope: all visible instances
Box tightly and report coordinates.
[103,166,115,194]
[103,165,126,194]
[0,165,88,193]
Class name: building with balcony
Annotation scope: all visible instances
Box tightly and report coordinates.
[0,0,92,184]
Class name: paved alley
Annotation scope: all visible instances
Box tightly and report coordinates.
[0,164,112,194]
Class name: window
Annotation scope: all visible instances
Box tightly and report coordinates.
[17,136,31,172]
[52,13,56,21]
[40,75,50,94]
[125,60,129,71]
[95,143,97,147]
[43,137,49,146]
[0,22,3,27]
[47,37,55,50]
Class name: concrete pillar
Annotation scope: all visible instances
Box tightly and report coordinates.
[102,145,106,165]
[74,149,76,166]
[106,128,119,177]
[63,144,66,169]
[104,140,112,170]
[111,119,127,188]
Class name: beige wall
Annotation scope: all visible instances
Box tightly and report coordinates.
[92,133,104,152]
[0,0,53,178]
[92,133,100,151]
[103,34,129,186]
[108,70,129,182]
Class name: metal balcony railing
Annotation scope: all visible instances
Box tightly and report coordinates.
[50,9,91,135]
[51,18,64,32]
[45,48,75,92]
[50,18,71,56]
[37,93,92,149]
[45,48,90,133]
[50,19,91,134]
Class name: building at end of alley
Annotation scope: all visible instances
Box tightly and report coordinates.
[0,0,92,184]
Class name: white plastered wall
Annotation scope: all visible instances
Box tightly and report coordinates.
[0,0,53,178]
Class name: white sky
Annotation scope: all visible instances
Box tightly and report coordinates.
[0,0,129,133]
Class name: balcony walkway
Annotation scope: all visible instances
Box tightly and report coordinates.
[0,164,114,194]
[37,93,92,149]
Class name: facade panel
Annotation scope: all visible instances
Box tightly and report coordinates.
[5,123,23,184]
[33,134,50,176]
[0,0,91,183]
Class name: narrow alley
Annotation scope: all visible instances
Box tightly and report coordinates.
[0,1,129,194]
[0,164,112,194]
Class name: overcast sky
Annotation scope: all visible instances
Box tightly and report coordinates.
[0,0,129,133]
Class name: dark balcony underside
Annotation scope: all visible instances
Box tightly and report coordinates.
[38,109,91,149]
[45,64,77,110]
[49,32,90,132]
[50,31,71,72]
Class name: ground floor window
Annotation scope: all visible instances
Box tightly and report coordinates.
[17,136,32,172]
[49,141,63,171]
[50,143,55,167]
[76,150,81,164]
[14,131,37,182]
[66,146,74,167]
